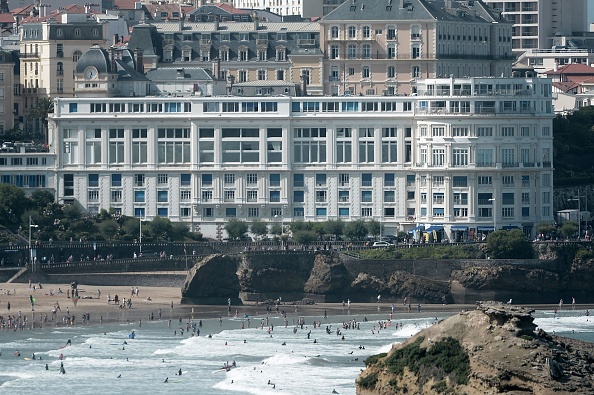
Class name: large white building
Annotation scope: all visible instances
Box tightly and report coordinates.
[45,77,554,240]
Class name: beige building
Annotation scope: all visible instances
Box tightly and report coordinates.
[0,49,17,132]
[320,0,514,95]
[18,14,108,117]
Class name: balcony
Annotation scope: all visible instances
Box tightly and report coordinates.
[21,53,40,58]
[476,162,495,168]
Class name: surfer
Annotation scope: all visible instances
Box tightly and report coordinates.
[178,369,182,376]
[14,350,20,357]
[164,377,168,383]
[333,390,339,394]
[66,339,72,347]
[45,364,48,370]
[117,374,121,378]
[59,362,66,374]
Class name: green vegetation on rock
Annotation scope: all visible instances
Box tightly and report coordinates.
[353,244,484,260]
[381,336,470,387]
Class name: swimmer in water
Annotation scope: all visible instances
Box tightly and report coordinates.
[178,369,182,376]
[164,377,168,383]
[117,374,121,378]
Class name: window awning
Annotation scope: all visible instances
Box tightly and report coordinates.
[451,226,468,231]
[477,226,494,231]
[502,225,520,230]
[408,225,425,233]
[425,225,444,232]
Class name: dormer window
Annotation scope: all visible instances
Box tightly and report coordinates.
[258,49,267,61]
[74,28,81,37]
[240,33,249,41]
[219,48,229,61]
[57,28,63,37]
[92,28,99,37]
[276,48,286,61]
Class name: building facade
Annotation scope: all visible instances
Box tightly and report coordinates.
[484,0,588,53]
[128,20,324,95]
[0,49,17,132]
[47,77,554,240]
[18,15,108,114]
[233,0,323,18]
[320,0,514,95]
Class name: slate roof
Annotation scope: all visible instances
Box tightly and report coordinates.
[322,0,502,24]
[127,23,162,57]
[76,45,112,73]
[152,21,319,32]
[145,67,213,81]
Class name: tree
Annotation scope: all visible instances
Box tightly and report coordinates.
[269,223,283,239]
[486,229,533,259]
[122,217,140,239]
[289,220,310,233]
[27,97,54,143]
[324,220,344,240]
[99,219,119,241]
[29,190,54,210]
[62,204,82,221]
[560,221,579,239]
[0,183,28,227]
[148,217,173,241]
[250,220,268,240]
[293,230,317,245]
[170,222,189,241]
[344,220,368,241]
[536,221,556,238]
[311,222,326,240]
[225,219,248,240]
[367,220,382,239]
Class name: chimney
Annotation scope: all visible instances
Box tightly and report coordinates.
[212,58,221,80]
[112,34,119,46]
[445,0,452,9]
[214,15,219,31]
[134,48,144,74]
[400,0,405,8]
[109,47,116,73]
[301,73,308,96]
[252,12,258,30]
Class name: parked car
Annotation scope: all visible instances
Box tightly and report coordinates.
[372,241,392,247]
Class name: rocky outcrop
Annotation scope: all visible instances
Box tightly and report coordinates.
[180,248,594,304]
[357,302,594,395]
[181,254,241,304]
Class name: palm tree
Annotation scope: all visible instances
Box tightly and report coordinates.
[27,97,54,144]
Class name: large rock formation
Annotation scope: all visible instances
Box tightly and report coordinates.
[357,302,594,395]
[181,254,241,304]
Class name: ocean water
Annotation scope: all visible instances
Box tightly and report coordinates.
[0,308,592,395]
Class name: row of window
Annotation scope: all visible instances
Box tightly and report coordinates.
[0,157,47,166]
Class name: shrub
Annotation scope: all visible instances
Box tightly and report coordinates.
[357,372,378,389]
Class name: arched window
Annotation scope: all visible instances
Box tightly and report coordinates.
[57,28,63,37]
[72,50,82,62]
[74,28,81,37]
[92,28,99,37]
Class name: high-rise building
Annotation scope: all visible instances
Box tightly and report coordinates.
[484,0,588,52]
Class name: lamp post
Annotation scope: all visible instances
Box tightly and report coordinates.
[488,198,496,233]
[568,190,584,240]
[29,216,38,272]
[139,214,144,255]
[274,212,284,249]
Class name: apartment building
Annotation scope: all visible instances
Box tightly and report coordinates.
[0,49,17,132]
[46,77,554,240]
[320,0,514,95]
[233,0,323,18]
[127,20,324,94]
[484,0,588,53]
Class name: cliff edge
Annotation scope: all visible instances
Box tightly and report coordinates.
[357,302,594,395]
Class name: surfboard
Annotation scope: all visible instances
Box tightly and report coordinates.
[24,357,34,361]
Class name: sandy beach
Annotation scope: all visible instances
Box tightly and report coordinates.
[1,280,590,329]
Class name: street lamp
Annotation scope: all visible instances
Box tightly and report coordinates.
[488,198,496,233]
[274,212,284,249]
[29,216,38,272]
[568,190,584,240]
